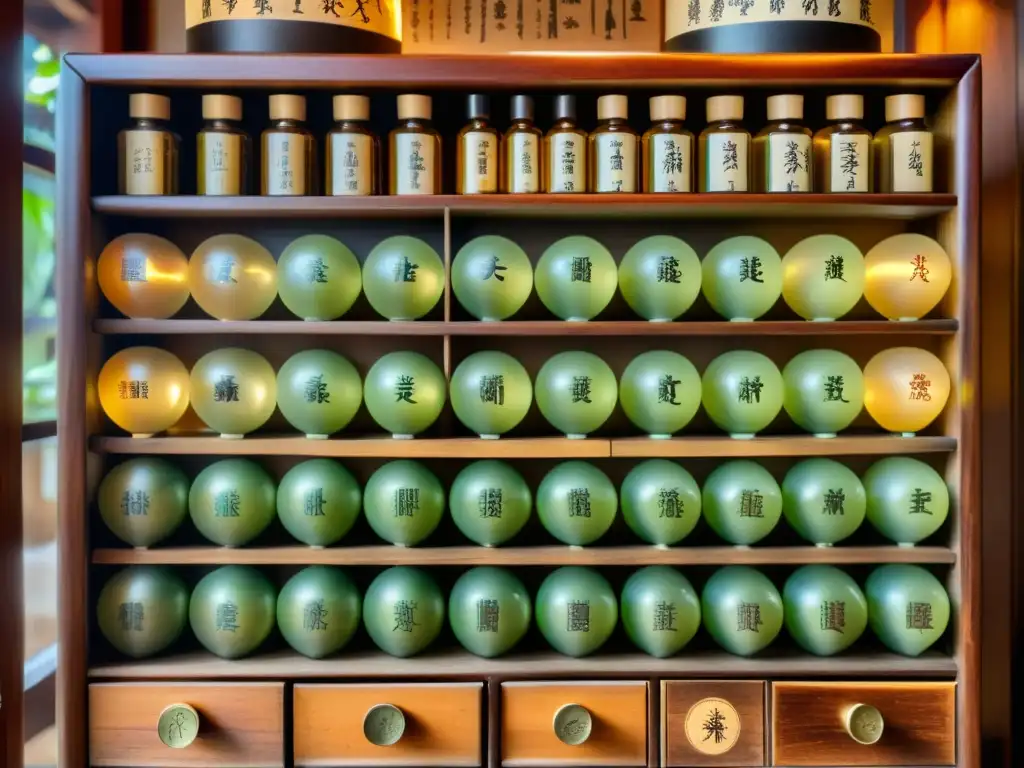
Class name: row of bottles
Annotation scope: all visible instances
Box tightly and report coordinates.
[97,346,952,439]
[100,454,948,550]
[118,92,936,197]
[97,562,951,661]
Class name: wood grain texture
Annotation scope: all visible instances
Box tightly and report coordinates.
[770,681,956,766]
[611,435,956,457]
[293,683,482,767]
[90,545,957,567]
[661,680,765,767]
[88,682,285,767]
[501,681,647,767]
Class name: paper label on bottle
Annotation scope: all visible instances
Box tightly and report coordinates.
[329,133,373,196]
[768,133,811,192]
[394,133,436,195]
[508,133,540,193]
[829,133,869,192]
[124,131,165,195]
[650,133,692,192]
[265,133,307,196]
[547,133,585,193]
[890,131,933,192]
[594,133,637,193]
[201,133,241,196]
[185,0,401,43]
[705,133,748,192]
[461,131,498,194]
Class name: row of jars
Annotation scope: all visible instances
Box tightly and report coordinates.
[98,562,950,661]
[119,92,935,196]
[98,346,951,440]
[99,230,952,323]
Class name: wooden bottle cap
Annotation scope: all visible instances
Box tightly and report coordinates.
[597,94,628,120]
[650,95,686,121]
[826,94,864,121]
[269,94,306,121]
[202,94,242,121]
[397,94,432,120]
[767,94,803,121]
[129,93,170,120]
[706,95,743,122]
[334,95,370,121]
[885,94,925,122]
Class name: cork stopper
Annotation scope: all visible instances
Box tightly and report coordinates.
[597,94,628,121]
[397,94,432,120]
[826,94,864,121]
[202,94,242,121]
[129,93,170,121]
[767,94,803,121]
[650,95,686,122]
[269,94,306,122]
[885,94,926,122]
[334,95,370,121]
[706,95,743,122]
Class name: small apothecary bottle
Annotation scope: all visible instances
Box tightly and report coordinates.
[874,94,933,193]
[544,94,587,194]
[262,94,316,196]
[699,95,749,193]
[754,94,812,193]
[814,94,871,193]
[197,94,248,196]
[502,95,542,194]
[643,95,693,193]
[589,94,638,193]
[390,94,442,195]
[326,95,377,196]
[457,94,499,195]
[118,93,179,195]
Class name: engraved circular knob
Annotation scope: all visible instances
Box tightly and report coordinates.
[845,703,884,745]
[553,703,592,746]
[363,703,406,747]
[158,704,199,749]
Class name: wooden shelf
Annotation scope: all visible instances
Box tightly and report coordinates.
[92,319,961,337]
[88,648,958,680]
[611,435,957,457]
[91,193,957,220]
[92,545,955,567]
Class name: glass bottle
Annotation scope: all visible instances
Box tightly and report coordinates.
[643,95,694,193]
[544,94,587,194]
[118,93,179,195]
[197,94,249,196]
[589,94,638,193]
[261,94,316,196]
[874,94,933,193]
[389,94,442,195]
[814,94,872,193]
[326,95,378,196]
[457,94,499,195]
[754,94,812,193]
[501,95,542,194]
[699,95,749,193]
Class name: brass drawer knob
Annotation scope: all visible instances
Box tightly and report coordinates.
[845,703,884,745]
[553,703,592,746]
[364,703,406,747]
[158,703,199,749]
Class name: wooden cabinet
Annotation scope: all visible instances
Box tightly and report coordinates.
[661,680,765,766]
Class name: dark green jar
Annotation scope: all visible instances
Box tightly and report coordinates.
[277,566,361,658]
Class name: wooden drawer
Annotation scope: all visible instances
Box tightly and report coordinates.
[501,680,648,767]
[771,681,956,766]
[293,682,482,766]
[89,682,284,767]
[661,680,765,767]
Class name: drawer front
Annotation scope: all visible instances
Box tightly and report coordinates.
[501,680,648,767]
[293,682,482,767]
[89,682,285,767]
[662,680,765,767]
[771,681,956,766]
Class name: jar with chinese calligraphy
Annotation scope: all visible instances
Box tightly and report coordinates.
[619,350,702,437]
[866,564,950,656]
[451,235,534,321]
[536,566,618,657]
[277,566,361,658]
[277,459,362,547]
[863,456,949,545]
[97,566,189,658]
[701,236,782,321]
[701,349,784,437]
[621,459,702,546]
[363,351,447,437]
[701,459,783,545]
[874,94,934,193]
[702,566,783,656]
[449,566,532,657]
[535,350,618,438]
[97,234,190,319]
[262,94,316,196]
[783,565,867,655]
[118,93,178,196]
[450,350,533,438]
[782,348,864,436]
[618,235,702,321]
[363,460,445,546]
[189,565,277,659]
[782,458,866,546]
[535,235,617,321]
[189,347,278,438]
[97,347,191,437]
[363,566,445,657]
[362,236,445,321]
[98,458,190,548]
[277,234,362,321]
[188,458,277,547]
[621,566,701,657]
[197,94,249,195]
[276,349,363,438]
[536,461,618,546]
[326,95,378,196]
[449,460,532,547]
